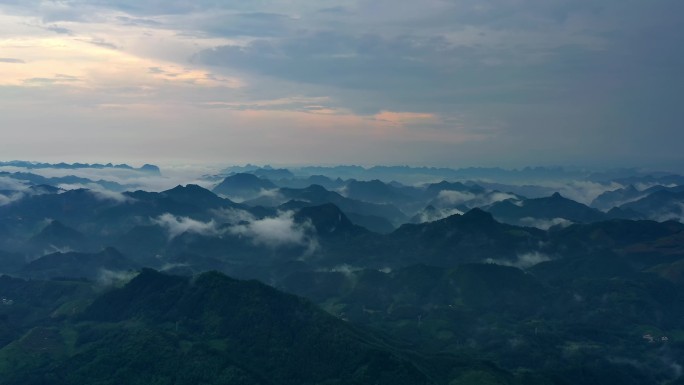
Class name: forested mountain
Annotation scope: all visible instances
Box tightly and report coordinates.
[1,165,684,384]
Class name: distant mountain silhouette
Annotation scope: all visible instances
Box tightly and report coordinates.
[294,203,364,236]
[293,185,406,223]
[620,190,684,221]
[423,180,485,199]
[487,192,607,225]
[252,167,295,180]
[344,179,412,204]
[386,209,546,267]
[591,185,644,210]
[162,184,234,210]
[29,220,89,252]
[21,247,138,280]
[212,173,277,199]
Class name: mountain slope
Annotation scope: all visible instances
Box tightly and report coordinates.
[0,269,520,385]
[212,173,277,200]
[487,192,607,226]
[386,209,546,266]
[20,247,138,280]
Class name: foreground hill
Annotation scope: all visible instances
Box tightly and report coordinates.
[0,269,528,385]
[280,260,684,385]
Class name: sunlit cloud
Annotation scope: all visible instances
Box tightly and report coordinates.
[373,111,437,126]
[0,12,243,93]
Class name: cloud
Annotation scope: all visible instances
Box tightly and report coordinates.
[0,177,35,206]
[85,37,118,49]
[154,209,319,255]
[317,264,391,276]
[57,183,133,204]
[518,217,574,230]
[373,111,438,126]
[196,32,460,94]
[45,25,72,34]
[213,187,284,204]
[228,210,318,253]
[0,192,24,206]
[436,190,519,208]
[652,203,684,223]
[160,262,190,271]
[1,1,683,167]
[437,190,476,205]
[540,181,624,205]
[495,180,623,205]
[0,58,25,63]
[321,264,363,277]
[42,244,74,256]
[210,207,257,225]
[153,213,222,239]
[89,189,134,203]
[199,96,331,112]
[415,207,464,223]
[486,252,551,269]
[0,176,30,191]
[487,192,520,205]
[0,163,220,193]
[97,269,139,287]
[671,362,682,379]
[186,11,296,39]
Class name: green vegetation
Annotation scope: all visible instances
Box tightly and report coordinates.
[0,270,520,385]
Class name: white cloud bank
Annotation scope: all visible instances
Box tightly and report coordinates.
[437,190,519,208]
[229,211,318,253]
[152,209,319,254]
[486,252,551,269]
[519,217,574,230]
[153,213,222,239]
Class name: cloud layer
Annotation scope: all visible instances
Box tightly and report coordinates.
[229,211,318,253]
[153,213,221,239]
[153,209,319,254]
[0,1,682,168]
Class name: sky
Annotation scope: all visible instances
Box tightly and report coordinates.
[0,0,682,169]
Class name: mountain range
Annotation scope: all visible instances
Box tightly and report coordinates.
[1,165,684,384]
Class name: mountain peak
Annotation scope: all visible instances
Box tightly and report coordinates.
[140,164,161,175]
[32,220,84,243]
[163,184,222,200]
[461,207,496,222]
[166,184,209,194]
[295,203,357,234]
[303,184,329,193]
[212,173,276,198]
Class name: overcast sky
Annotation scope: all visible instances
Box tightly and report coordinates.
[0,1,682,169]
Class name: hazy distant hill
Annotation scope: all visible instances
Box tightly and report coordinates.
[487,192,607,226]
[386,209,546,267]
[620,190,684,221]
[28,220,91,253]
[591,185,645,210]
[344,179,412,204]
[212,173,277,200]
[0,160,160,174]
[246,184,408,226]
[20,247,138,280]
